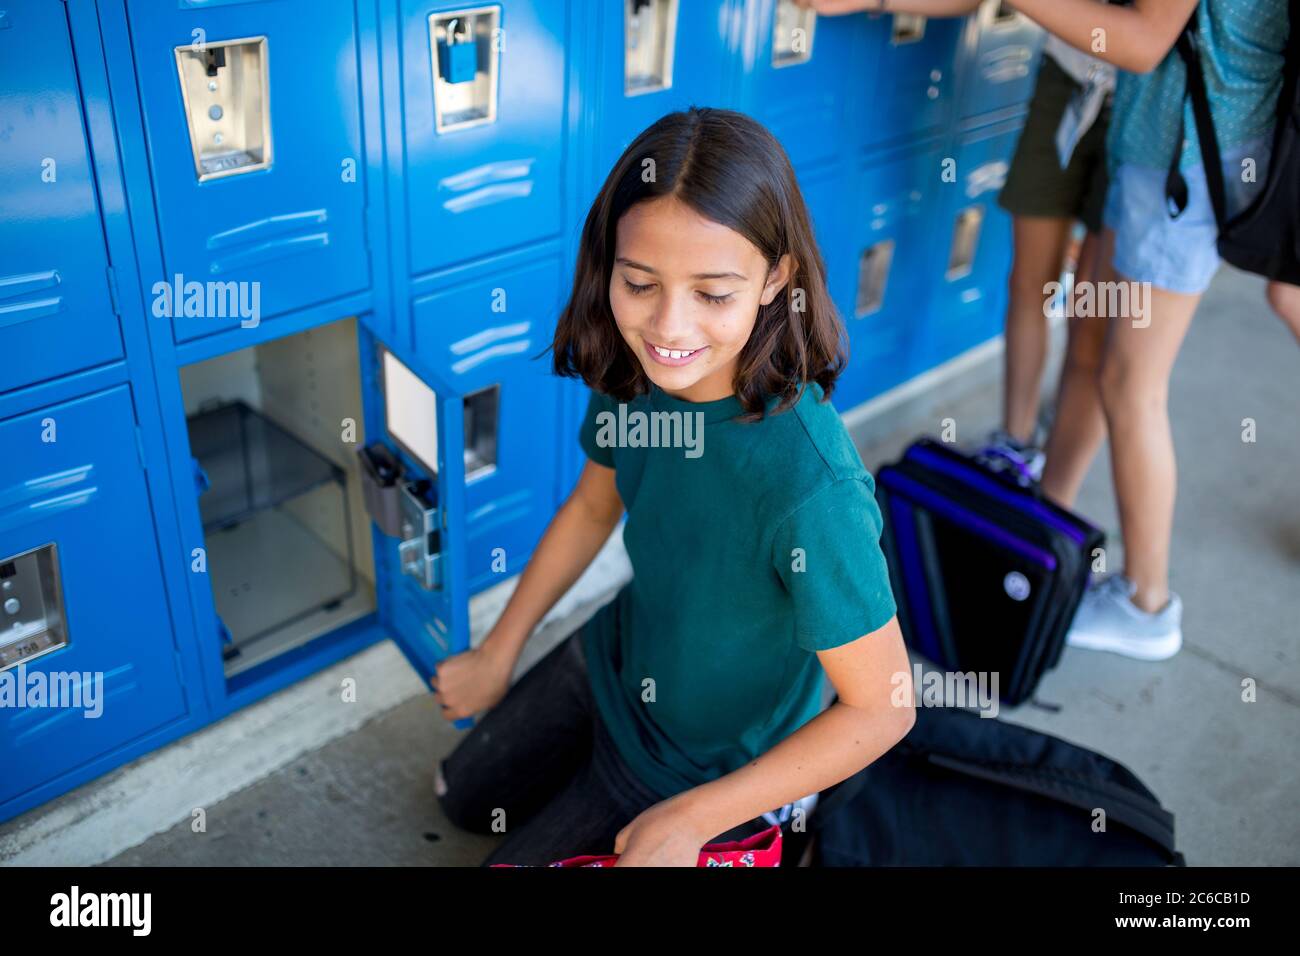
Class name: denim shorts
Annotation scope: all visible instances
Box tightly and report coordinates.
[1103,132,1272,294]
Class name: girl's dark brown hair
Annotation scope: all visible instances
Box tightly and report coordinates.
[549,107,847,422]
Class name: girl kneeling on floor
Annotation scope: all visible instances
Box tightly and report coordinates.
[432,107,914,867]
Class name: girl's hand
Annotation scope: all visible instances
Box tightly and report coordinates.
[611,795,713,867]
[429,639,514,721]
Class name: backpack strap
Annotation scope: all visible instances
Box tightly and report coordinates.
[926,752,1181,859]
[1167,8,1229,227]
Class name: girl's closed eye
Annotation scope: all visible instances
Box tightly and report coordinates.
[622,276,733,305]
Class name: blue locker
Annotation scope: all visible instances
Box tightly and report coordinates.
[559,1,736,499]
[827,143,944,413]
[124,0,371,344]
[927,117,1022,364]
[0,386,187,818]
[798,168,845,290]
[411,259,563,593]
[958,0,1043,124]
[0,1,124,396]
[859,10,964,152]
[792,167,845,340]
[736,0,859,174]
[399,1,568,277]
[588,0,735,191]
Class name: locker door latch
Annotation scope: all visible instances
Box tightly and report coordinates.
[398,480,443,591]
[358,444,443,591]
[174,36,271,180]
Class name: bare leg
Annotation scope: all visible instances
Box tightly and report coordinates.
[1039,230,1110,508]
[1266,280,1300,344]
[1003,215,1074,443]
[1098,245,1203,613]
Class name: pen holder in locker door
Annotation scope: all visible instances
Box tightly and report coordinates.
[358,444,442,588]
[358,443,405,538]
[397,480,442,592]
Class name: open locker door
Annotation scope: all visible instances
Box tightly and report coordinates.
[356,332,474,729]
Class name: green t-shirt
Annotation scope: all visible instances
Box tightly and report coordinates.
[577,380,897,800]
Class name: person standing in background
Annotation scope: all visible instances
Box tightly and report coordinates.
[803,0,1297,661]
[1007,0,1290,660]
[988,26,1115,481]
[794,0,1116,481]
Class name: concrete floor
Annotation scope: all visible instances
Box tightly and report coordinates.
[13,266,1299,867]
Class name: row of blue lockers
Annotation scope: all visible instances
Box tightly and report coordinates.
[0,0,1039,823]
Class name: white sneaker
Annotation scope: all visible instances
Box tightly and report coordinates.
[1066,575,1183,661]
[977,429,1045,485]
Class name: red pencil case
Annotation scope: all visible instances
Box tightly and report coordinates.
[490,823,783,867]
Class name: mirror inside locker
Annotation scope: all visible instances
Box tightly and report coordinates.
[381,349,499,483]
[180,319,376,677]
[429,7,501,133]
[772,0,816,67]
[0,544,68,672]
[174,37,271,181]
[625,0,678,95]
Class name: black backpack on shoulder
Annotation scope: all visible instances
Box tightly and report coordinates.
[808,704,1185,867]
[1167,1,1300,283]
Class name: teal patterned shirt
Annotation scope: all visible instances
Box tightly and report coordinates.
[1106,0,1288,172]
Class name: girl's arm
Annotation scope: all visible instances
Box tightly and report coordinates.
[614,615,916,861]
[1007,0,1198,74]
[483,458,624,664]
[432,459,623,719]
[793,0,983,16]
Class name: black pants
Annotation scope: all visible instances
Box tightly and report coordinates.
[436,623,772,866]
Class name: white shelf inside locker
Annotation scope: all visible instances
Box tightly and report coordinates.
[187,401,346,532]
[205,504,370,676]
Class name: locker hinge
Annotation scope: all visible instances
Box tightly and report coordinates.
[105,266,122,317]
[134,425,148,471]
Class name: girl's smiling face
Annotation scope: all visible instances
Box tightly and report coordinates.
[610,194,792,403]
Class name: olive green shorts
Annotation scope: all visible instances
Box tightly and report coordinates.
[997,54,1111,234]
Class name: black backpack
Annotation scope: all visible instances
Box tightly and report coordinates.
[808,704,1185,867]
[1166,1,1300,283]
